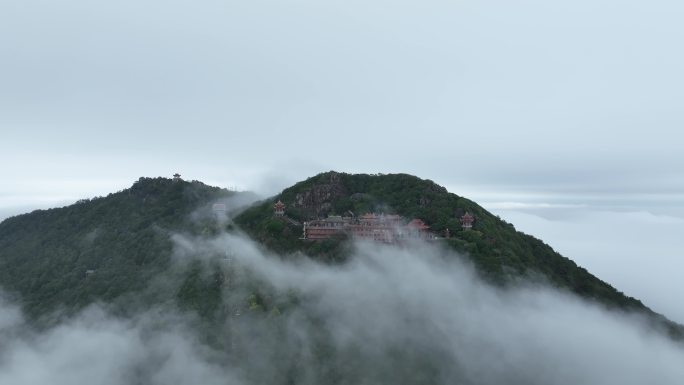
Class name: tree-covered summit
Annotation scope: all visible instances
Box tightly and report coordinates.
[0,176,239,319]
[0,171,680,338]
[236,171,681,337]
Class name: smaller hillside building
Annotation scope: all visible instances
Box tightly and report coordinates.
[461,212,474,230]
[274,200,286,216]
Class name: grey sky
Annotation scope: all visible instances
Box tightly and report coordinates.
[1,0,683,201]
[1,1,683,320]
[492,207,684,322]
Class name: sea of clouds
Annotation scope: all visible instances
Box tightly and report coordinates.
[1,232,683,385]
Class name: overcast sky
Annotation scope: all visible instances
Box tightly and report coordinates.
[1,1,682,319]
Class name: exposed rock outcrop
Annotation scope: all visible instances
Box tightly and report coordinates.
[293,172,348,218]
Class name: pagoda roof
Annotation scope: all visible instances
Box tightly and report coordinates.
[407,219,429,229]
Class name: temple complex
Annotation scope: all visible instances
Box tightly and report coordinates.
[303,213,434,243]
[273,198,469,242]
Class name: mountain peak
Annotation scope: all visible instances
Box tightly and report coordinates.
[235,171,677,331]
[1,172,681,339]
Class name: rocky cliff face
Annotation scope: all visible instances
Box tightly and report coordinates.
[293,172,348,218]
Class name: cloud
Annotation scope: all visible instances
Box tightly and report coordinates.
[174,232,684,384]
[480,201,588,210]
[0,296,22,332]
[0,301,238,385]
[2,232,683,384]
[491,207,684,323]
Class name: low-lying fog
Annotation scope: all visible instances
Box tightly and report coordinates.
[2,231,683,384]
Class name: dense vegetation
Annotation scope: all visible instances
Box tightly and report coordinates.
[1,171,681,343]
[0,177,238,320]
[236,171,682,337]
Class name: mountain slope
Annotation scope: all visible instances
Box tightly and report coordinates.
[0,177,243,319]
[0,172,680,338]
[235,171,681,336]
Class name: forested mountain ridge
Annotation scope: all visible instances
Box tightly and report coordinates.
[0,172,681,339]
[0,177,243,319]
[236,171,682,337]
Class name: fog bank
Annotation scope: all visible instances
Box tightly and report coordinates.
[1,234,683,384]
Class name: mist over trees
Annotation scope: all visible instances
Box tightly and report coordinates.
[0,173,683,384]
[2,233,684,385]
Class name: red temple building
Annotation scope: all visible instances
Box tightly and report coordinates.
[303,213,433,243]
[212,203,227,213]
[460,212,474,230]
[303,215,347,240]
[273,200,286,216]
[406,219,431,240]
